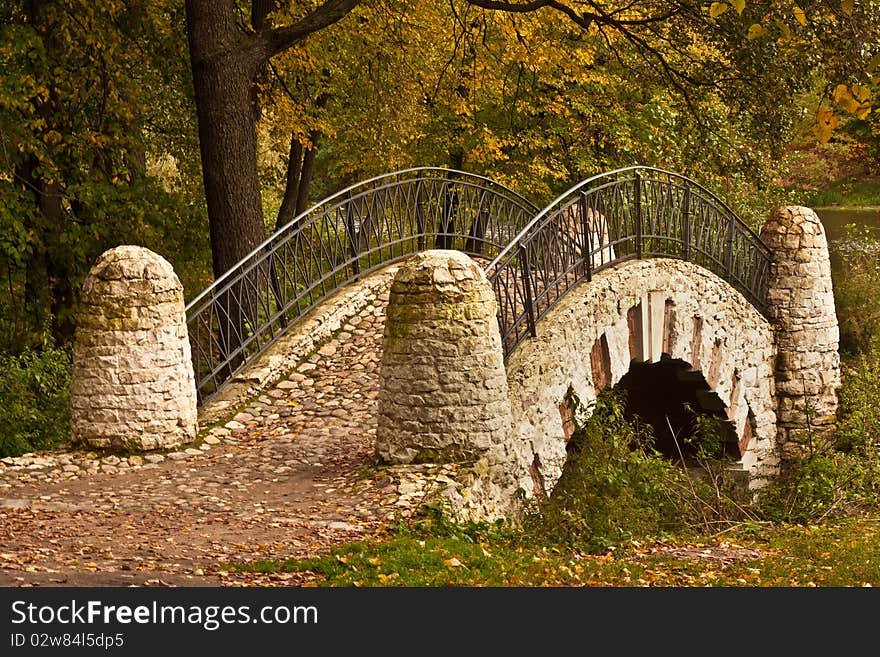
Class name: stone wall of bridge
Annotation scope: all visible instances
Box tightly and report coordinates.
[503,257,780,500]
[374,206,840,521]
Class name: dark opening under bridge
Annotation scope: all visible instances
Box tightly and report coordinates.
[184,165,772,407]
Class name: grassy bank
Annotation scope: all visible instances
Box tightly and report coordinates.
[229,513,880,587]
[797,180,880,208]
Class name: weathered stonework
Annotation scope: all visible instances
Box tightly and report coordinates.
[760,206,841,456]
[376,250,513,467]
[71,246,197,451]
[374,251,524,521]
[504,257,780,501]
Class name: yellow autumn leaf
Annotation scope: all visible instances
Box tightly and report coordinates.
[367,556,382,566]
[855,103,873,120]
[776,20,791,40]
[443,557,465,568]
[813,107,839,143]
[869,53,880,75]
[746,23,766,39]
[710,2,729,18]
[793,6,807,26]
[730,0,746,15]
[852,84,872,103]
[841,0,854,15]
[833,83,851,104]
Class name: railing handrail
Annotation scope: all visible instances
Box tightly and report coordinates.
[185,167,537,312]
[484,165,773,357]
[485,165,769,272]
[183,163,774,405]
[184,166,541,405]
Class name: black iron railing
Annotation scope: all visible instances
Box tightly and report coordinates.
[185,167,539,405]
[485,166,772,357]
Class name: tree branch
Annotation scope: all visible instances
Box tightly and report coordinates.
[464,0,680,28]
[260,0,362,60]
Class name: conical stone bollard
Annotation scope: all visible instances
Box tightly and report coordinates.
[71,245,198,451]
[376,250,513,465]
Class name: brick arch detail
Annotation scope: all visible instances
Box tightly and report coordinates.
[504,258,779,500]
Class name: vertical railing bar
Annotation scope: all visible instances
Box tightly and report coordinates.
[634,171,643,259]
[724,209,735,279]
[682,184,691,262]
[519,244,537,339]
[580,191,592,282]
[345,191,360,277]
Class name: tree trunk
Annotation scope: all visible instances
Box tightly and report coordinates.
[296,133,321,216]
[185,0,267,281]
[275,136,304,232]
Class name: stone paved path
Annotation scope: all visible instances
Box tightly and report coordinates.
[0,285,436,587]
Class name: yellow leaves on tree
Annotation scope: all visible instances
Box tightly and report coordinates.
[813,107,839,143]
[833,83,873,120]
[709,0,744,19]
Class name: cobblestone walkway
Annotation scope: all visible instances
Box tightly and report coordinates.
[0,284,437,587]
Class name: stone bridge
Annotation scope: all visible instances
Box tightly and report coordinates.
[70,167,840,522]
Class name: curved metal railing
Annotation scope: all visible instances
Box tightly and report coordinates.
[185,167,540,404]
[485,166,772,356]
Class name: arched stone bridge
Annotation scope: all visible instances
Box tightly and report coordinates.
[181,166,840,521]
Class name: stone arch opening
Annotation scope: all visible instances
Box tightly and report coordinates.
[613,355,739,465]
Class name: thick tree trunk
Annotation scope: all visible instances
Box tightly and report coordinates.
[185,0,267,281]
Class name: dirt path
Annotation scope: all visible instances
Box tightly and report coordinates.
[0,294,411,587]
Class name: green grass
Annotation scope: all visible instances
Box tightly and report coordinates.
[226,511,880,587]
[797,180,880,208]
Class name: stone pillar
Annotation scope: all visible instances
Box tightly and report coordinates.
[71,245,198,451]
[376,250,513,464]
[760,206,840,455]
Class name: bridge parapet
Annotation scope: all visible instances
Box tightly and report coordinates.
[486,166,772,357]
[185,168,538,405]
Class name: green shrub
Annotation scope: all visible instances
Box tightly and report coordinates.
[0,344,72,458]
[753,451,880,524]
[521,390,750,553]
[835,347,880,454]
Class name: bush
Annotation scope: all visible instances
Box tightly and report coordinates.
[0,344,72,458]
[521,390,750,553]
[753,450,880,524]
[835,347,880,454]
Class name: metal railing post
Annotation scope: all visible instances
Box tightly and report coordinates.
[724,211,735,280]
[519,244,537,338]
[634,171,643,259]
[682,185,691,262]
[580,192,592,282]
[416,172,426,251]
[345,192,360,277]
